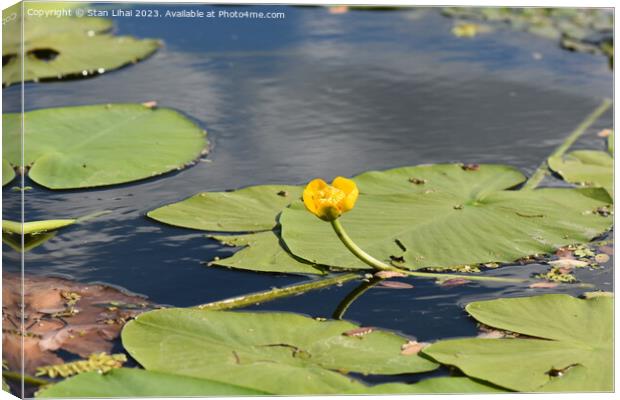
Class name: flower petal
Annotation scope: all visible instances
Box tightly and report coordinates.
[303,178,328,215]
[332,177,359,212]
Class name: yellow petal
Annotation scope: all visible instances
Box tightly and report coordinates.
[303,178,327,216]
[332,176,359,212]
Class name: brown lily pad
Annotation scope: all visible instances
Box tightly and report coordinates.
[2,272,154,374]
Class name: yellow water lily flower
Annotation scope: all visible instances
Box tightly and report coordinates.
[303,177,359,221]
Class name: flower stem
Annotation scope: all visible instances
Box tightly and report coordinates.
[330,219,524,283]
[2,371,49,387]
[196,273,360,311]
[522,98,612,190]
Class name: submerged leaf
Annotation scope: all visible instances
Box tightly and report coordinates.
[3,104,207,189]
[377,281,414,289]
[528,281,559,289]
[423,294,612,392]
[2,273,153,374]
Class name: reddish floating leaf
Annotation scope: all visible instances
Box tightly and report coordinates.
[439,278,470,287]
[2,272,154,374]
[374,271,406,279]
[529,282,559,289]
[377,281,414,289]
[597,129,612,138]
[400,341,428,355]
[141,100,158,109]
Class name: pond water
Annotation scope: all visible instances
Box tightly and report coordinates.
[2,4,613,384]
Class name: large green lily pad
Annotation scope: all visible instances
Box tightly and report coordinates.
[548,151,613,198]
[2,160,15,186]
[3,104,207,189]
[3,3,159,86]
[210,231,324,275]
[122,309,438,394]
[148,185,302,232]
[281,164,612,270]
[35,368,267,397]
[422,294,613,392]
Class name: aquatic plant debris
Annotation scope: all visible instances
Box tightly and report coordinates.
[423,294,612,391]
[35,353,127,378]
[2,273,153,374]
[2,3,160,86]
[2,104,207,189]
[441,7,613,67]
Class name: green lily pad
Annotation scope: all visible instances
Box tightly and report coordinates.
[122,309,438,394]
[3,219,76,252]
[281,164,612,270]
[148,185,302,232]
[3,3,159,86]
[422,294,612,392]
[2,160,15,186]
[2,219,76,235]
[34,368,267,397]
[548,150,613,197]
[351,377,506,394]
[210,231,324,275]
[3,104,207,189]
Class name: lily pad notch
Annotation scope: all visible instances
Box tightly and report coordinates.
[2,103,209,189]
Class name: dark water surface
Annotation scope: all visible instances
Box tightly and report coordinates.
[2,4,613,381]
